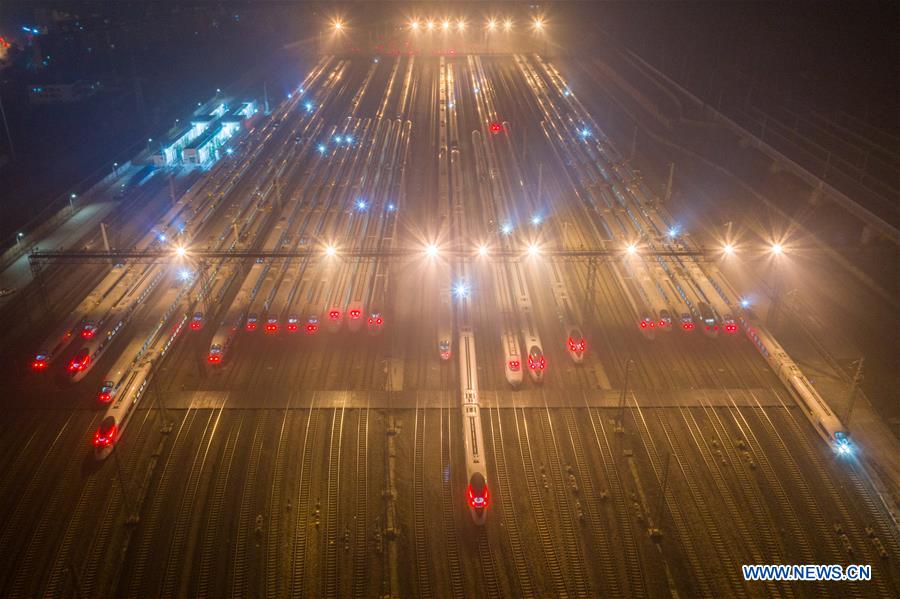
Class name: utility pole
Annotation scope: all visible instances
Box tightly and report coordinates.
[650,451,671,542]
[112,448,136,522]
[844,358,864,429]
[100,222,112,265]
[0,94,15,162]
[664,162,675,203]
[617,359,634,432]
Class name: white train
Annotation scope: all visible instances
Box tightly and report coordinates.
[459,327,489,524]
[67,266,163,382]
[743,319,850,454]
[94,314,188,459]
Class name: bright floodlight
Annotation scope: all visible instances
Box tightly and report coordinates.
[441,19,451,31]
[532,18,545,31]
[771,243,783,255]
[477,244,489,257]
[425,243,439,258]
[409,19,420,31]
[332,20,344,32]
[531,214,542,226]
[723,243,735,255]
[174,245,187,258]
[325,245,337,257]
[453,281,470,298]
[527,243,540,257]
[456,19,466,31]
[178,269,193,282]
[740,298,751,309]
[487,19,497,31]
[501,223,513,235]
[426,19,435,31]
[503,18,513,31]
[356,199,368,211]
[626,243,638,255]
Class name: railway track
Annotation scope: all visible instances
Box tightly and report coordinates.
[756,389,896,597]
[412,406,433,597]
[322,405,347,598]
[655,416,748,597]
[562,407,624,598]
[160,402,227,596]
[485,407,535,598]
[351,401,370,598]
[475,526,503,599]
[629,403,715,597]
[0,412,91,593]
[196,416,243,598]
[439,404,465,597]
[289,402,321,599]
[678,407,789,599]
[124,404,199,598]
[537,407,591,597]
[265,398,295,599]
[512,406,568,597]
[80,407,158,596]
[6,415,100,598]
[231,411,269,598]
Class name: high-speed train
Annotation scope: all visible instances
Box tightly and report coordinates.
[743,319,850,454]
[94,314,188,458]
[459,326,489,524]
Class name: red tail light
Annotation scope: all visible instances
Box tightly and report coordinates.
[725,323,738,333]
[306,324,318,334]
[265,324,277,333]
[190,321,202,330]
[287,323,298,332]
[329,310,341,320]
[489,122,502,134]
[682,322,694,331]
[81,328,95,339]
[350,309,361,319]
[508,360,520,371]
[31,359,47,370]
[640,321,647,329]
[208,353,221,363]
[93,424,117,448]
[246,322,257,331]
[375,317,383,325]
[68,355,90,372]
[98,391,111,403]
[467,484,489,508]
